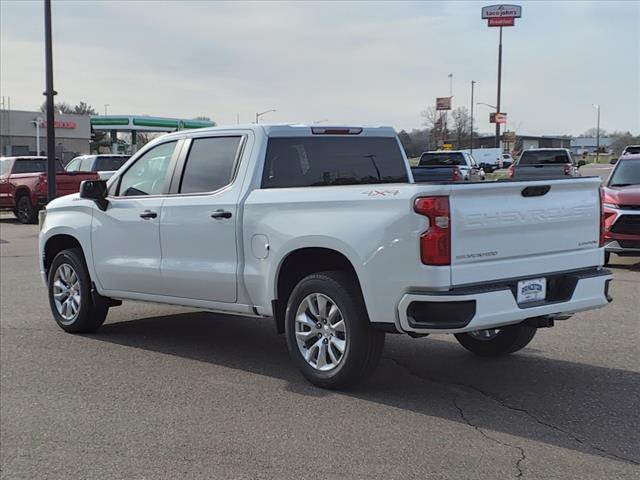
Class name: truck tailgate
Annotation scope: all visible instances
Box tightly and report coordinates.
[449,177,601,285]
[511,164,568,179]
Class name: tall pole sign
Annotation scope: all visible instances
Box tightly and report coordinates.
[482,4,521,148]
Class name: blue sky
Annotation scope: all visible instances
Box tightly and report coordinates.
[1,1,638,136]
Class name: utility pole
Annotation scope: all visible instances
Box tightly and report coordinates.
[593,104,601,164]
[44,0,57,201]
[495,26,503,149]
[104,104,110,115]
[470,81,476,154]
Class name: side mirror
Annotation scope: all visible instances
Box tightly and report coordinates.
[577,160,586,167]
[610,158,618,165]
[80,180,108,210]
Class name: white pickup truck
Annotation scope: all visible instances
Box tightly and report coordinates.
[39,124,612,388]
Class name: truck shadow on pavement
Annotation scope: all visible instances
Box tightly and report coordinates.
[90,312,640,466]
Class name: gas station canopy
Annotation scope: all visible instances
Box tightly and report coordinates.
[90,115,215,132]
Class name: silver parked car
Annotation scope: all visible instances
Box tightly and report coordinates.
[65,154,130,180]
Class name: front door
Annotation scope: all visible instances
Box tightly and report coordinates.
[91,140,180,295]
[160,135,244,302]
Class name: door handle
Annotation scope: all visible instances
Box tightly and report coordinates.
[210,210,232,219]
[139,210,157,219]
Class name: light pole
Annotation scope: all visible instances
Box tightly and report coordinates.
[32,117,43,154]
[44,0,56,201]
[593,104,600,164]
[255,109,276,124]
[470,81,476,153]
[477,102,497,110]
[104,104,110,115]
[495,26,503,149]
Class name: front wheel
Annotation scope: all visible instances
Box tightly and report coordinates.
[48,248,108,333]
[284,271,384,389]
[454,323,537,357]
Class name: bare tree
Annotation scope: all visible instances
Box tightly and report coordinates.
[451,107,471,148]
[421,106,443,150]
[581,127,607,138]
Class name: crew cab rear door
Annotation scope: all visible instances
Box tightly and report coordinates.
[448,177,602,285]
[159,133,249,302]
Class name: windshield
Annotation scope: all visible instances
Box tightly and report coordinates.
[419,152,464,166]
[518,150,571,165]
[12,158,65,174]
[608,159,640,187]
[0,159,11,175]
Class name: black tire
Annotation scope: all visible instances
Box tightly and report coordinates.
[47,248,108,333]
[454,323,537,357]
[284,271,385,389]
[604,251,611,265]
[16,195,37,224]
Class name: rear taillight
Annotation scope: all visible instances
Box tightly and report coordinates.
[452,167,461,181]
[508,164,514,178]
[563,164,571,176]
[414,196,451,265]
[34,174,47,192]
[599,187,605,247]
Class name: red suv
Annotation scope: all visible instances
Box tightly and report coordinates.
[602,154,640,264]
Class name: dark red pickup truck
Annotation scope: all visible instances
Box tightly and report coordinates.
[0,156,99,224]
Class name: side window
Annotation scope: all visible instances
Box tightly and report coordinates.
[117,141,177,197]
[80,157,94,171]
[179,136,241,194]
[65,158,81,171]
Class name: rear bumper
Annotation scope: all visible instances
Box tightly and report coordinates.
[396,268,612,334]
[605,240,640,255]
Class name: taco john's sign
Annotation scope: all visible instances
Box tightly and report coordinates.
[39,120,77,129]
[482,4,522,27]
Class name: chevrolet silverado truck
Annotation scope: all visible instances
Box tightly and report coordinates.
[0,156,99,224]
[39,125,612,389]
[509,148,585,179]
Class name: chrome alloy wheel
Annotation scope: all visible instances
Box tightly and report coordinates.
[52,263,81,324]
[295,293,347,371]
[468,328,501,341]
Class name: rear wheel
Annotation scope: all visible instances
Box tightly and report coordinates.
[284,271,384,389]
[16,195,37,224]
[454,323,537,357]
[48,248,108,333]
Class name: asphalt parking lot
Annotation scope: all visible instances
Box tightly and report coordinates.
[1,203,638,479]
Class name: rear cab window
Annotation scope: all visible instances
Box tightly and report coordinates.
[419,152,465,166]
[262,137,408,188]
[12,158,64,173]
[95,156,129,171]
[518,150,571,165]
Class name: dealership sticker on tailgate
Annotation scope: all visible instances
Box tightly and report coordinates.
[517,278,547,303]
